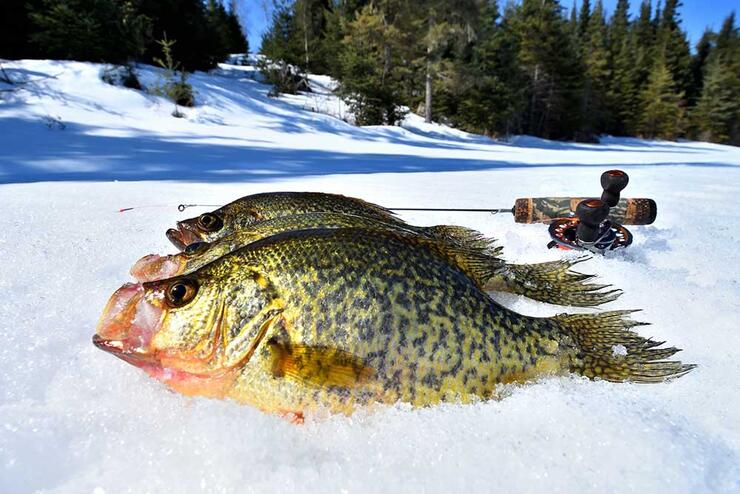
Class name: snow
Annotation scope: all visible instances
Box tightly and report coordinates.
[1,59,740,493]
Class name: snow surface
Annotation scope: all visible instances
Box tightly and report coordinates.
[1,59,739,493]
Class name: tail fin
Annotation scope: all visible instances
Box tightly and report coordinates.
[553,310,695,382]
[485,257,623,307]
[424,225,503,257]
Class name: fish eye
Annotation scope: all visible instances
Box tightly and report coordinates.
[184,241,209,255]
[197,213,223,232]
[165,279,199,307]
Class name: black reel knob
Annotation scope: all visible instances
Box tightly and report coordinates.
[575,199,610,243]
[600,170,629,207]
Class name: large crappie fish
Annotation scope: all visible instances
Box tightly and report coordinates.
[139,212,618,307]
[96,228,693,417]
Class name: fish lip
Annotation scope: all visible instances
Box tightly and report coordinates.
[167,228,188,251]
[130,254,185,282]
[92,334,158,368]
[167,223,203,251]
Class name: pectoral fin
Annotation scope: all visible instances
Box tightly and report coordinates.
[267,338,374,389]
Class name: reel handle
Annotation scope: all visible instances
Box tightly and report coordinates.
[576,199,610,242]
[600,170,629,207]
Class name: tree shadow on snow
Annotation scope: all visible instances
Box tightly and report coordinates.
[0,117,736,184]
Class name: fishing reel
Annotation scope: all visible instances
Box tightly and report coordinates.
[547,170,634,254]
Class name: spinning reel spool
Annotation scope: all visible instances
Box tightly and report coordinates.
[547,170,635,254]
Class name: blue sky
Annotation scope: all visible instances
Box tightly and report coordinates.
[237,0,737,53]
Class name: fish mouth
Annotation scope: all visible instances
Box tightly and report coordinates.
[92,334,159,368]
[167,222,203,251]
[166,228,188,250]
[130,254,185,282]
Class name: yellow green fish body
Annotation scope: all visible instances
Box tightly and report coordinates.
[98,228,693,416]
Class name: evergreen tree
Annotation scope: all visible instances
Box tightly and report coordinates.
[691,13,739,144]
[438,0,525,136]
[224,1,249,54]
[639,55,684,139]
[578,0,591,39]
[30,0,143,63]
[607,0,633,134]
[412,0,482,123]
[0,0,43,59]
[137,0,227,70]
[656,0,692,97]
[512,0,583,139]
[688,29,714,105]
[569,1,578,32]
[338,2,411,125]
[624,0,655,134]
[691,56,740,144]
[715,12,738,58]
[261,5,303,68]
[581,0,610,138]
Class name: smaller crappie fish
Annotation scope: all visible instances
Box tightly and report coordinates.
[166,192,405,250]
[138,212,497,281]
[138,213,620,307]
[96,228,694,417]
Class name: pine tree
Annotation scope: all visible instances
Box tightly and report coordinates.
[578,0,591,39]
[443,0,525,136]
[0,0,43,59]
[513,0,583,139]
[691,13,740,144]
[607,0,633,134]
[624,0,655,134]
[688,29,714,105]
[691,56,740,144]
[414,0,482,123]
[569,1,578,32]
[581,0,610,138]
[30,0,134,62]
[137,0,227,71]
[656,0,691,97]
[338,2,411,125]
[639,55,684,139]
[225,1,248,54]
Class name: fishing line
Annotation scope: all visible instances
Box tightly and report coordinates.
[120,203,514,215]
[174,204,514,214]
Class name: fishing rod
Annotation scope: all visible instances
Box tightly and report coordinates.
[120,170,655,254]
[174,191,656,227]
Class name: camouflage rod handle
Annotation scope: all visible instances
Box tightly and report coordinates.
[513,197,657,225]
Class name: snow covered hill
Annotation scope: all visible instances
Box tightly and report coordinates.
[1,59,739,493]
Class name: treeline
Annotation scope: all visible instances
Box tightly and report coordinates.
[260,0,739,144]
[0,0,247,71]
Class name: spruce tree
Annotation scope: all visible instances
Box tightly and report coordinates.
[444,0,525,136]
[624,0,655,134]
[414,0,482,123]
[656,0,692,97]
[581,0,610,138]
[0,0,43,59]
[639,55,684,139]
[691,13,739,144]
[513,0,583,139]
[578,0,591,39]
[30,0,134,62]
[607,0,633,134]
[691,56,740,144]
[689,29,714,105]
[338,2,411,125]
